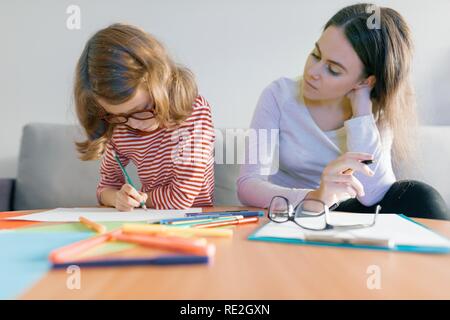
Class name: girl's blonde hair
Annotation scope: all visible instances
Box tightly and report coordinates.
[321,4,418,170]
[74,23,198,160]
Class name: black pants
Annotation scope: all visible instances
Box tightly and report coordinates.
[335,180,450,220]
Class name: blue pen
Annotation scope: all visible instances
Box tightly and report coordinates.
[112,151,147,211]
[159,214,235,224]
[52,254,209,269]
[186,211,264,218]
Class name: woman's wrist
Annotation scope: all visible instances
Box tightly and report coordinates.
[351,99,373,118]
[305,188,336,208]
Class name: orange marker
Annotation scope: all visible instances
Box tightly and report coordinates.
[79,216,107,234]
[49,229,122,263]
[113,233,215,256]
[193,217,259,229]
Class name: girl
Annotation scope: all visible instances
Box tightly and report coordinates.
[74,24,215,211]
[237,4,449,220]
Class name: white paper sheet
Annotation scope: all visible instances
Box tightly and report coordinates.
[252,212,450,249]
[6,207,203,222]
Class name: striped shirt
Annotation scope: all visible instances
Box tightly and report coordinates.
[97,95,215,209]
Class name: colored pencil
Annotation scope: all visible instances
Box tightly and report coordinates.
[159,214,235,224]
[194,217,259,228]
[186,210,264,218]
[170,216,244,227]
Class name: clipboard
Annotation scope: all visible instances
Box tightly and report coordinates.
[248,213,450,254]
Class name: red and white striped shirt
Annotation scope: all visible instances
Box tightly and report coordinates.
[97,95,215,209]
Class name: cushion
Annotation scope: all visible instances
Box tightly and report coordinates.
[13,123,139,210]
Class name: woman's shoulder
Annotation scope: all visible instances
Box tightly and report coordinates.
[267,76,298,90]
[261,77,299,105]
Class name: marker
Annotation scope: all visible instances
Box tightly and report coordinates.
[160,214,236,224]
[112,151,147,211]
[52,255,210,269]
[112,233,215,256]
[49,229,122,263]
[122,223,233,238]
[186,210,264,218]
[79,216,107,234]
[193,217,259,229]
[169,216,244,227]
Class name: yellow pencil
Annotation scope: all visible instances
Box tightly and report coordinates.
[79,216,107,234]
[122,223,233,238]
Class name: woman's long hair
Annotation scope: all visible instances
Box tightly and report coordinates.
[74,23,198,160]
[324,4,418,171]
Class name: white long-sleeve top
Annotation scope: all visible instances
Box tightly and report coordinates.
[237,77,396,208]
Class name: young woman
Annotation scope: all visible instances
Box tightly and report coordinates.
[237,4,449,220]
[74,24,215,211]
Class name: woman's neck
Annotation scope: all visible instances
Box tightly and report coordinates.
[304,95,346,111]
[303,94,354,131]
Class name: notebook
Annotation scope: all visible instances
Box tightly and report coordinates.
[249,212,450,254]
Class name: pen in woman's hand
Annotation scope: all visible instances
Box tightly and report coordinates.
[342,159,374,175]
[328,159,375,210]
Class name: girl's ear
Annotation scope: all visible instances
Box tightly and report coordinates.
[354,75,376,90]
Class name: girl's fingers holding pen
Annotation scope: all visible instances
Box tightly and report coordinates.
[118,186,141,209]
[122,184,144,203]
[121,183,136,195]
[115,194,135,212]
[139,192,148,203]
[125,196,141,208]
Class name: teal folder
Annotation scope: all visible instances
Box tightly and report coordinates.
[248,214,450,254]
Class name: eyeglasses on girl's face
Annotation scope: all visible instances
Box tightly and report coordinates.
[98,104,156,125]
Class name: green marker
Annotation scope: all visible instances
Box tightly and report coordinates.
[112,151,148,211]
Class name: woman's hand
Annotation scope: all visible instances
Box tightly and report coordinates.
[115,184,148,212]
[346,84,373,117]
[306,152,374,207]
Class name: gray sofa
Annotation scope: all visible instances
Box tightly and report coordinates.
[1,123,450,214]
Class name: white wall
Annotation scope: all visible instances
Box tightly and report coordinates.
[1,0,450,178]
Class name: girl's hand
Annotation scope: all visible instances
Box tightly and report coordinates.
[307,152,374,207]
[115,184,148,212]
[346,84,373,117]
